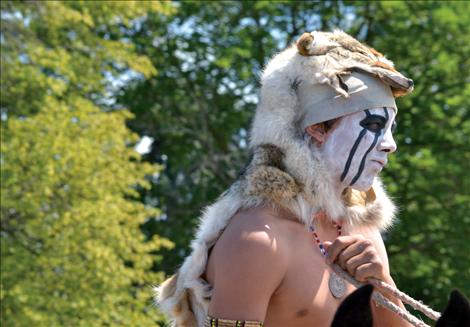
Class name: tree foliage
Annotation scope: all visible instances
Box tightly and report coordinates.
[1,1,469,325]
[1,0,172,117]
[1,1,172,325]
[1,101,172,326]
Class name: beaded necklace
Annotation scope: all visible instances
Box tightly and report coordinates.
[309,211,347,298]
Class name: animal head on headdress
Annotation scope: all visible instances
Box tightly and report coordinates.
[295,30,413,97]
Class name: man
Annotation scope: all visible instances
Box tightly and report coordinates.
[156,30,414,327]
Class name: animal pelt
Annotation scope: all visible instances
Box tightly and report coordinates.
[155,30,406,327]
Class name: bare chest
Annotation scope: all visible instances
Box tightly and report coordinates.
[264,234,357,326]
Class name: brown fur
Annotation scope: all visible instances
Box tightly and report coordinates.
[251,144,286,169]
[342,187,376,207]
[369,47,384,58]
[244,165,301,203]
[330,33,371,57]
[242,144,303,204]
[158,273,198,327]
[372,60,397,73]
[173,289,197,327]
[391,88,410,98]
[159,273,178,302]
[297,32,314,56]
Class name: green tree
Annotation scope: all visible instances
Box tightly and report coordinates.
[1,1,173,325]
[1,0,171,117]
[1,100,172,326]
[119,0,469,316]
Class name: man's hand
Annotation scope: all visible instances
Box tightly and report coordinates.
[325,230,413,327]
[323,235,388,282]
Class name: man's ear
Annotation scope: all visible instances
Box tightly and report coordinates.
[306,124,327,145]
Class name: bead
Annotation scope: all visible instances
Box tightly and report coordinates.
[310,211,341,257]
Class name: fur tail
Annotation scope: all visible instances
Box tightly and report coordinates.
[155,273,198,327]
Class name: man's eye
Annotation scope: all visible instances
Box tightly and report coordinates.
[360,115,386,132]
[366,122,382,129]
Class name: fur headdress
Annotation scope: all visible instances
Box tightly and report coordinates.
[155,30,413,327]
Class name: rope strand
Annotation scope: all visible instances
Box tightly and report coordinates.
[368,277,441,321]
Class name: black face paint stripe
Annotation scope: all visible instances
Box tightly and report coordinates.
[384,106,396,133]
[341,109,391,185]
[340,128,368,182]
[349,131,380,186]
[383,107,389,121]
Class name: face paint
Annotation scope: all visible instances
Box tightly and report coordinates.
[320,107,397,191]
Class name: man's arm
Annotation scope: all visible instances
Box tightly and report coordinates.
[207,212,288,323]
[363,227,413,327]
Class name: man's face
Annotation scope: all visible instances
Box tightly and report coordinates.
[321,107,397,191]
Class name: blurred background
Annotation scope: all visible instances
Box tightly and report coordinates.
[1,1,469,326]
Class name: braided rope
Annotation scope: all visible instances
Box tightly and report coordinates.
[368,277,441,321]
[330,264,440,327]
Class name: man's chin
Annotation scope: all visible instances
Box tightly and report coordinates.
[349,177,375,192]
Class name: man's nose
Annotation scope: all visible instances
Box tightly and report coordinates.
[378,129,397,153]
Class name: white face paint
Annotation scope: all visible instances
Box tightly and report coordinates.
[320,107,397,191]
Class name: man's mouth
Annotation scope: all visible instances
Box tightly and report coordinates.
[372,159,387,167]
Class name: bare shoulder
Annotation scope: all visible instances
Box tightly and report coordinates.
[209,206,293,286]
[352,224,384,242]
[206,206,296,321]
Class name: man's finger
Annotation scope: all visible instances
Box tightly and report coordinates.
[343,249,375,276]
[337,242,367,270]
[337,239,373,268]
[325,235,363,264]
[355,262,377,282]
